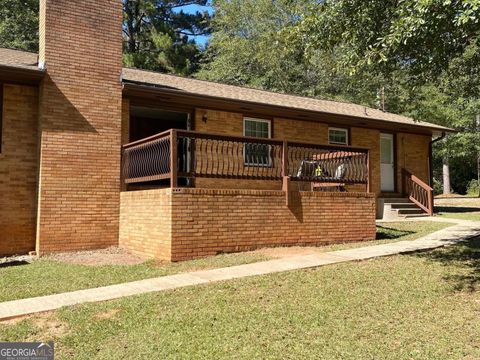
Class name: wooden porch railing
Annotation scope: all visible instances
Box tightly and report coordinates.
[121,129,370,189]
[402,169,434,216]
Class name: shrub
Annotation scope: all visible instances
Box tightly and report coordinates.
[467,179,479,196]
[433,178,443,196]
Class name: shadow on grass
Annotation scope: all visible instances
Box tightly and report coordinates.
[0,261,31,268]
[376,226,414,240]
[418,236,480,292]
[435,206,480,214]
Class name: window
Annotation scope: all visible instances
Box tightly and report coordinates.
[243,117,271,166]
[329,127,348,145]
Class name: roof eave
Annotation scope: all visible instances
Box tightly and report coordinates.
[0,64,44,85]
[122,81,455,135]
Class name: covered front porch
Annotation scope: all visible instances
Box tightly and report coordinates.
[118,129,377,261]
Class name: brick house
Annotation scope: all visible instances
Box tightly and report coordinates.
[0,1,452,261]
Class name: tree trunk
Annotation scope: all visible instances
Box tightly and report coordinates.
[443,156,451,195]
[477,153,480,197]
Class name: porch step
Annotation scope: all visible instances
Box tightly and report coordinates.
[383,198,411,204]
[380,197,430,220]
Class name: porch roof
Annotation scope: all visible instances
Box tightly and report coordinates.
[122,67,454,135]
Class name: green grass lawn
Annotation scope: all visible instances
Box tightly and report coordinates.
[0,221,450,303]
[1,237,479,359]
[436,208,480,221]
[0,253,271,303]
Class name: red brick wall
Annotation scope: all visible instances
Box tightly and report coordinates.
[119,188,376,261]
[36,0,123,253]
[0,84,39,256]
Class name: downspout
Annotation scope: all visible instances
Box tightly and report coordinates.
[429,132,446,188]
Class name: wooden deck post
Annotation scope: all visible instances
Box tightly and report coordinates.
[427,188,434,216]
[282,141,288,177]
[366,149,371,193]
[170,129,178,188]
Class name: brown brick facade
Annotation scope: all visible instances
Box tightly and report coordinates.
[119,189,172,259]
[397,132,431,188]
[36,0,123,254]
[0,84,39,255]
[0,2,435,258]
[119,188,376,261]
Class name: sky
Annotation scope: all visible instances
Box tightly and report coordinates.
[174,3,214,47]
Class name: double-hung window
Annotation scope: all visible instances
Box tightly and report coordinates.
[243,117,271,166]
[328,127,348,145]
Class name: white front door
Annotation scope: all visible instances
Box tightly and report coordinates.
[380,133,395,192]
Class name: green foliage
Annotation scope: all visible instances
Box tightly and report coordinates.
[0,0,211,75]
[296,0,480,79]
[433,178,443,196]
[197,0,315,94]
[467,179,480,196]
[0,0,38,51]
[123,0,211,75]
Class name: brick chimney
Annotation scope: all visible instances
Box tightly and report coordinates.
[37,0,123,253]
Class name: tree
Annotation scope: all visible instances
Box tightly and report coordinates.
[123,0,211,75]
[295,0,480,81]
[197,0,321,94]
[0,0,39,52]
[0,0,211,75]
[291,0,480,194]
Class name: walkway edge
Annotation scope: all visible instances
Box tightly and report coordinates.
[1,219,479,320]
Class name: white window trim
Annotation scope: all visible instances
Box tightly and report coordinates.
[243,117,272,138]
[243,117,272,167]
[328,127,349,145]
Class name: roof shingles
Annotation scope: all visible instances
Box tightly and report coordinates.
[122,68,451,132]
[0,47,452,132]
[0,48,38,70]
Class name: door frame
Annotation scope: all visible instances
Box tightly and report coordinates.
[380,132,397,193]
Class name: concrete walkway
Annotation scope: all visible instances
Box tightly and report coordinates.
[1,217,479,320]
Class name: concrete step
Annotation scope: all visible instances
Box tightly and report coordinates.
[379,196,430,220]
[397,208,425,215]
[383,198,411,204]
[390,203,419,209]
[404,213,431,218]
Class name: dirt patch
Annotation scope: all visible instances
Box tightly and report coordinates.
[1,312,69,340]
[46,247,145,266]
[94,309,121,320]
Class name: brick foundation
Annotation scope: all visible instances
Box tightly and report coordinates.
[119,188,376,261]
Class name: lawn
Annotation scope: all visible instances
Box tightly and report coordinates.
[1,237,479,359]
[435,197,480,221]
[0,221,450,303]
[436,208,480,221]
